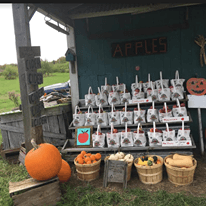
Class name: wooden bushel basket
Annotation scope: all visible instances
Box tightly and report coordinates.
[164,154,197,186]
[134,155,163,184]
[104,156,133,181]
[74,158,101,181]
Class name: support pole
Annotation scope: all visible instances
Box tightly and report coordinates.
[12,3,44,152]
[197,107,204,155]
[66,26,79,114]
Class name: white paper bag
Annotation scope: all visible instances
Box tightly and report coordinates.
[95,87,108,106]
[72,106,85,127]
[85,106,96,126]
[133,103,146,124]
[158,80,170,101]
[92,125,105,148]
[170,70,185,90]
[133,123,146,147]
[147,101,159,122]
[147,122,163,146]
[159,102,173,122]
[120,84,131,104]
[112,76,126,93]
[143,74,156,93]
[106,123,121,148]
[146,81,158,101]
[101,77,112,96]
[131,75,143,95]
[96,104,108,126]
[108,104,121,125]
[177,121,191,141]
[172,99,187,117]
[120,102,133,125]
[170,79,184,100]
[163,123,176,141]
[85,86,96,107]
[155,71,169,89]
[108,91,121,105]
[121,123,134,147]
[132,83,144,100]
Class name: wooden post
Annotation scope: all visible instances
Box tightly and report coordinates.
[198,108,204,155]
[66,27,79,114]
[12,4,44,152]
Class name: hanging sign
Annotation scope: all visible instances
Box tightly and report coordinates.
[29,87,44,104]
[112,37,167,58]
[27,71,43,85]
[30,99,44,117]
[24,57,41,71]
[186,78,206,96]
[129,98,151,104]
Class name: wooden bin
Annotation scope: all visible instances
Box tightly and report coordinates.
[134,155,163,184]
[104,156,133,181]
[164,154,197,186]
[74,159,101,181]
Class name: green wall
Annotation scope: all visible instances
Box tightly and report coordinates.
[74,4,206,143]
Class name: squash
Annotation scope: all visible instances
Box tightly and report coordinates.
[25,139,62,181]
[147,160,153,166]
[57,159,71,183]
[95,153,101,160]
[166,158,193,168]
[109,154,118,160]
[138,158,148,166]
[173,154,193,161]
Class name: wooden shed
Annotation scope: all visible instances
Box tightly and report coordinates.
[11,3,206,156]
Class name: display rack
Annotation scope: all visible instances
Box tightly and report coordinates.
[61,93,196,161]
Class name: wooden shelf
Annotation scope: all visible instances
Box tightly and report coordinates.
[61,135,196,154]
[69,112,192,130]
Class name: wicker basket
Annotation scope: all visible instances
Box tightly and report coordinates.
[74,158,101,181]
[104,156,133,181]
[134,155,163,184]
[164,154,197,185]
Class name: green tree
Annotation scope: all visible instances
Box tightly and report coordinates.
[2,65,18,80]
[40,59,53,76]
[56,56,66,64]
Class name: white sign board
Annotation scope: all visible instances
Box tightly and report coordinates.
[129,98,152,104]
[162,116,189,122]
[187,95,206,108]
[162,140,192,146]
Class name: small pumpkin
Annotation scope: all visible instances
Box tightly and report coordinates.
[90,155,96,161]
[87,160,92,164]
[81,150,86,156]
[95,153,101,160]
[25,139,62,181]
[57,159,71,183]
[84,157,91,163]
[186,77,206,96]
[76,157,84,164]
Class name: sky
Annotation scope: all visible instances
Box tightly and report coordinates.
[0,3,68,65]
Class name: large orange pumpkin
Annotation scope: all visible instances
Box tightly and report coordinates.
[57,159,71,183]
[186,78,206,96]
[25,139,62,181]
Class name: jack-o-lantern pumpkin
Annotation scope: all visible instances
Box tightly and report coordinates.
[186,78,206,96]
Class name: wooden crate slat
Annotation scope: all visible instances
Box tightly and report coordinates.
[9,177,58,194]
[1,130,10,150]
[12,181,61,206]
[57,114,66,134]
[48,116,60,134]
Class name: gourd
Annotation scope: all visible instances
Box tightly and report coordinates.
[25,139,62,181]
[124,154,134,163]
[166,158,193,167]
[109,154,118,160]
[173,154,193,161]
[138,158,148,166]
[57,159,71,183]
[116,152,125,159]
[147,160,153,166]
[95,153,101,160]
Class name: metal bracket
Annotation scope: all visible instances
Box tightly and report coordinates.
[27,5,37,21]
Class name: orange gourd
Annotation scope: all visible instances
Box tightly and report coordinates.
[95,153,101,160]
[81,151,86,156]
[57,159,71,183]
[92,160,97,164]
[25,139,62,181]
[87,160,92,164]
[84,157,91,163]
[77,154,84,159]
[90,155,96,161]
[76,157,84,164]
[86,153,92,156]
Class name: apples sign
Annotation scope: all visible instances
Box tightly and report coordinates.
[78,130,89,143]
[76,127,92,146]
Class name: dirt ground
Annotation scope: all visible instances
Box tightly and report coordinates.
[67,148,206,197]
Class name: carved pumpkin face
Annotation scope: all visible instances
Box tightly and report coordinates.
[186,78,206,96]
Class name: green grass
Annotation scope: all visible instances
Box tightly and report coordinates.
[0,73,70,114]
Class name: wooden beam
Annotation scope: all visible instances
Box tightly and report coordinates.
[68,3,202,19]
[27,5,37,21]
[66,27,79,114]
[12,4,44,152]
[88,21,189,40]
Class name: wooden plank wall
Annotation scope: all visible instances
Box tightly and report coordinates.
[74,4,206,143]
[0,104,72,150]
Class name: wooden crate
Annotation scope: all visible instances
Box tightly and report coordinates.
[9,177,61,206]
[1,147,20,164]
[0,103,72,150]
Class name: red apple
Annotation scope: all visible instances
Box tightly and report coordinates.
[78,111,83,114]
[173,105,178,108]
[125,89,129,93]
[159,109,165,113]
[95,131,102,135]
[137,129,144,133]
[179,128,190,130]
[98,109,103,113]
[135,88,140,93]
[134,108,138,111]
[113,129,118,133]
[147,88,152,91]
[134,131,137,133]
[166,128,173,131]
[122,107,126,111]
[150,128,160,132]
[78,132,89,143]
[139,81,143,83]
[169,86,173,89]
[181,103,185,107]
[150,106,155,109]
